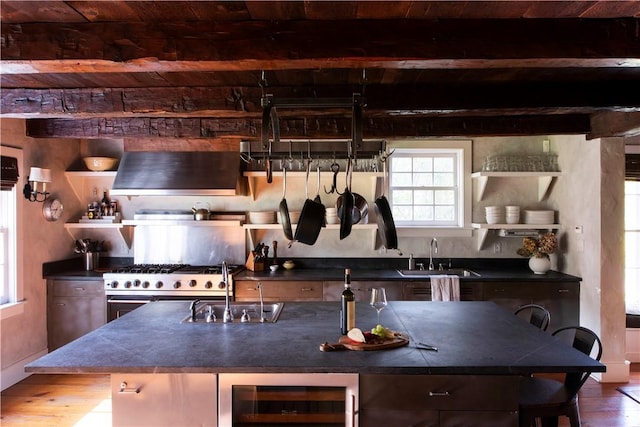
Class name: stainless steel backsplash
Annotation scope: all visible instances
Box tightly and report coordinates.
[133,225,245,265]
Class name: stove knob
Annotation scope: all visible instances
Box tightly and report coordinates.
[204,281,213,289]
[110,281,119,288]
[218,281,226,290]
[142,281,150,289]
[155,281,163,289]
[173,281,181,289]
[188,280,197,288]
[134,279,141,287]
[124,281,132,289]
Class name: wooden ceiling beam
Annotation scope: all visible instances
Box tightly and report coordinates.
[2,19,639,64]
[589,111,640,138]
[24,114,591,139]
[3,82,638,118]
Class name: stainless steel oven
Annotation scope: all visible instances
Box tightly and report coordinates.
[104,263,241,322]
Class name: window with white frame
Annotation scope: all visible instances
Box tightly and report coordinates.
[1,147,23,309]
[388,144,468,228]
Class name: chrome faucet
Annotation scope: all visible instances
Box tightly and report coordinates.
[221,261,233,323]
[429,238,438,271]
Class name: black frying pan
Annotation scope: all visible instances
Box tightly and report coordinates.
[295,162,326,245]
[278,168,293,241]
[374,159,399,251]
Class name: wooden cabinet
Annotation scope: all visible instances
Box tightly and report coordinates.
[403,281,482,301]
[235,280,322,301]
[323,281,403,302]
[359,374,519,426]
[47,279,106,350]
[111,373,217,427]
[482,281,579,331]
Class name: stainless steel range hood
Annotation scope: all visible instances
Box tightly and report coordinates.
[110,151,245,196]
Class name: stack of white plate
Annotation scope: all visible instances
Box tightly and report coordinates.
[277,210,301,224]
[524,210,555,225]
[325,207,339,224]
[485,206,503,224]
[248,211,276,224]
[505,206,520,224]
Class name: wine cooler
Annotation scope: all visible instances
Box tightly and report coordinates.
[219,373,359,427]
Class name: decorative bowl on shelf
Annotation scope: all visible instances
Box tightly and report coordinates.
[83,157,118,171]
[283,260,295,270]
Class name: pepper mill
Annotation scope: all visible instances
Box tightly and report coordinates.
[272,240,278,266]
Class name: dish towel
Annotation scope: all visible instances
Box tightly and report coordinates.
[431,275,460,301]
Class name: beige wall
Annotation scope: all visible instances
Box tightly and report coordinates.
[1,119,81,386]
[0,118,628,384]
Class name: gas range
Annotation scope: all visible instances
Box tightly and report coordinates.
[103,264,243,297]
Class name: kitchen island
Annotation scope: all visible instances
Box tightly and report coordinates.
[26,300,604,426]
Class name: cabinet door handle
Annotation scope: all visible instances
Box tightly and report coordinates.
[428,391,451,397]
[119,381,140,394]
[301,287,314,292]
[55,303,66,306]
[74,287,85,291]
[558,289,570,293]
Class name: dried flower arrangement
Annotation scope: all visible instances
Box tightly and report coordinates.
[516,232,558,259]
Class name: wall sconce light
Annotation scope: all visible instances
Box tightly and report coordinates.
[23,167,52,202]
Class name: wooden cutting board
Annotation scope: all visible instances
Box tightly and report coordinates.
[320,333,409,351]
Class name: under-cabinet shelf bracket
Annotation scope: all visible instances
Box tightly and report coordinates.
[475,175,489,202]
[476,228,490,251]
[537,176,554,201]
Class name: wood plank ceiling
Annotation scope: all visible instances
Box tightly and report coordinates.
[2,0,640,146]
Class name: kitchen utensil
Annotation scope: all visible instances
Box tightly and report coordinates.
[339,158,354,240]
[261,101,280,184]
[324,161,340,194]
[294,159,326,245]
[374,156,399,252]
[314,165,326,227]
[278,168,294,241]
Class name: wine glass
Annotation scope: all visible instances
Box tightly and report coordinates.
[370,288,388,324]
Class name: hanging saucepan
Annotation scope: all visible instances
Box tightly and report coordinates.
[339,158,355,240]
[294,161,326,245]
[278,167,293,241]
[374,155,399,251]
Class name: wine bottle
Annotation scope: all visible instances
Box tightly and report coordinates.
[340,268,355,335]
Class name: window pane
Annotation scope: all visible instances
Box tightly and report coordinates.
[435,206,455,221]
[435,190,455,205]
[434,157,453,172]
[392,173,412,186]
[413,157,433,172]
[392,205,413,221]
[414,190,433,204]
[413,173,432,186]
[393,190,413,205]
[434,172,454,186]
[414,206,433,221]
[392,157,412,172]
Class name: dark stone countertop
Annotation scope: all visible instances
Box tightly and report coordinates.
[26,301,603,376]
[42,257,581,283]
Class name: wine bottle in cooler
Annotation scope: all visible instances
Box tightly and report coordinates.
[340,268,355,335]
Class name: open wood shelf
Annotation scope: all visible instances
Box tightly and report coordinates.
[471,171,561,202]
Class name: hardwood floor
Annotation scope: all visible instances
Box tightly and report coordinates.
[1,367,640,426]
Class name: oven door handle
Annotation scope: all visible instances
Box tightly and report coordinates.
[107,298,152,304]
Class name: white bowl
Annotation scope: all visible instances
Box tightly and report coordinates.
[248,211,276,224]
[269,264,279,272]
[83,157,118,171]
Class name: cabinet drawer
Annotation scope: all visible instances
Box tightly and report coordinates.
[235,281,322,301]
[361,374,519,412]
[49,280,105,297]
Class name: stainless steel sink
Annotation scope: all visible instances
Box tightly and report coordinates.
[183,302,284,323]
[397,269,480,278]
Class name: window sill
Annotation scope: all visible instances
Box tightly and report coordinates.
[1,300,26,320]
[396,227,473,238]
